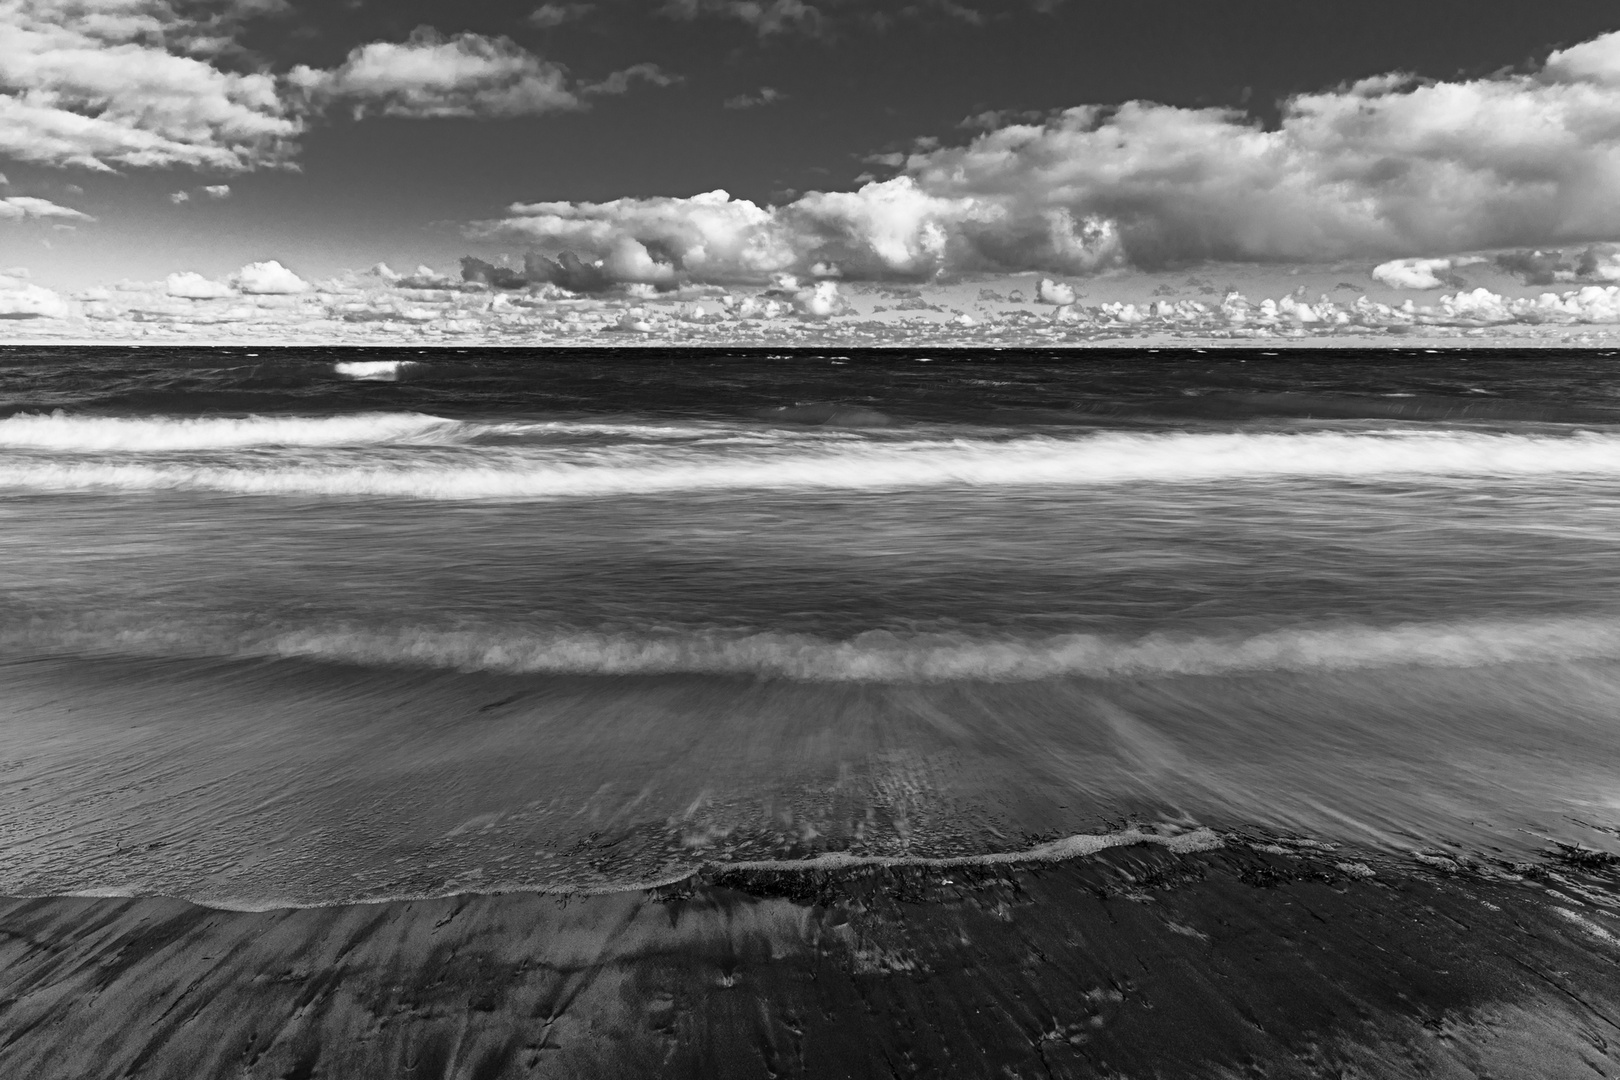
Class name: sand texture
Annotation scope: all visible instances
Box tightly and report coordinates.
[2,842,1618,1078]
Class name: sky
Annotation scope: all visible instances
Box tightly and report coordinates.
[5,0,1620,344]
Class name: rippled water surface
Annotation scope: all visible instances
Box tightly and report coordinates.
[3,345,1619,907]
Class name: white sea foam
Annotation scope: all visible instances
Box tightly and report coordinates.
[16,615,1620,681]
[3,429,1620,497]
[334,360,416,380]
[0,411,457,451]
[80,828,1226,911]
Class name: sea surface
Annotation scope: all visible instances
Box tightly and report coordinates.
[3,344,1619,908]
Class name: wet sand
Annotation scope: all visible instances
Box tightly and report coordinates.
[3,838,1618,1078]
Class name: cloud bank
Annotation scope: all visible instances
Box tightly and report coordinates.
[0,5,673,173]
[0,195,91,221]
[0,0,301,171]
[477,30,1620,285]
[287,29,580,119]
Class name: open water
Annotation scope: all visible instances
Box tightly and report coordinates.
[2,345,1619,907]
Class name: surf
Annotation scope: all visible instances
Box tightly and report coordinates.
[13,614,1620,681]
[3,428,1620,498]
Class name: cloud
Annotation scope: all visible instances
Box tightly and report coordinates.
[527,3,597,28]
[288,28,581,119]
[0,273,67,318]
[724,86,784,109]
[0,195,92,222]
[169,191,190,204]
[1036,277,1076,305]
[898,31,1620,267]
[0,0,302,171]
[476,28,1620,282]
[583,63,681,97]
[475,176,1123,286]
[1371,258,1459,291]
[203,184,231,198]
[230,260,308,294]
[659,0,825,37]
[166,271,234,299]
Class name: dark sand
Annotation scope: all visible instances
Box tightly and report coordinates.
[2,839,1618,1079]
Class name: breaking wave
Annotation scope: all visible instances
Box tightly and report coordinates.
[13,615,1620,681]
[0,411,458,451]
[2,429,1620,497]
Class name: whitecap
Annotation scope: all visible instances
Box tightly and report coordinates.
[0,411,457,452]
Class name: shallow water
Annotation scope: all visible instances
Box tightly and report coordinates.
[2,345,1619,907]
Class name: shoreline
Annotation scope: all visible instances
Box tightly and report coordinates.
[3,839,1617,1078]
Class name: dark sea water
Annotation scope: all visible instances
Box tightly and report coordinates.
[3,344,1620,908]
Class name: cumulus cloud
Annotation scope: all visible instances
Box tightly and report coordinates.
[475,176,1123,287]
[230,260,308,294]
[0,195,92,222]
[288,29,581,118]
[527,3,597,28]
[899,31,1620,267]
[0,273,67,318]
[1036,277,1076,305]
[204,184,231,198]
[476,29,1620,283]
[724,86,783,109]
[0,0,302,171]
[166,271,234,299]
[1371,258,1459,291]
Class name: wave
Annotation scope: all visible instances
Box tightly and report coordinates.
[3,429,1620,497]
[14,615,1620,681]
[333,360,416,381]
[0,411,768,453]
[0,411,458,451]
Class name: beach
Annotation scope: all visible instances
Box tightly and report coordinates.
[4,838,1618,1078]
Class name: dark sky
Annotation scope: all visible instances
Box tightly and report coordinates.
[7,0,1620,287]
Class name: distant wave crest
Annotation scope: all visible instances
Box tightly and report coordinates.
[13,616,1620,681]
[2,428,1620,497]
[0,411,457,451]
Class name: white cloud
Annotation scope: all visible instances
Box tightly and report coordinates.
[230,260,308,294]
[659,0,824,37]
[1036,277,1075,305]
[527,3,596,28]
[166,271,234,299]
[203,184,231,198]
[0,195,92,221]
[792,279,846,317]
[724,86,783,109]
[478,29,1620,281]
[1543,31,1620,85]
[288,29,580,119]
[477,176,1122,286]
[583,63,680,97]
[1372,258,1456,290]
[902,32,1620,266]
[0,273,67,318]
[0,0,302,171]
[169,191,190,204]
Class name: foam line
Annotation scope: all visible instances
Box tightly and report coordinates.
[3,430,1620,496]
[14,615,1620,681]
[46,828,1226,912]
[0,411,456,451]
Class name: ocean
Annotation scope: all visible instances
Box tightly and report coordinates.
[4,344,1620,909]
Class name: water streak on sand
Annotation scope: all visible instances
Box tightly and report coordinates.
[51,828,1226,912]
